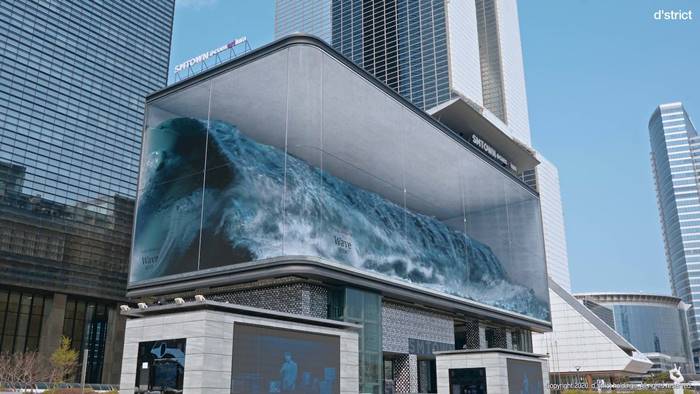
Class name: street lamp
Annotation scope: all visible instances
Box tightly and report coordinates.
[575,366,581,386]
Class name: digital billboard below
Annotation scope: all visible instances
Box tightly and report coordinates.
[231,324,340,394]
[506,359,544,394]
[130,116,550,321]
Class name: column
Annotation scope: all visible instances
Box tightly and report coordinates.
[38,293,67,358]
[102,307,127,384]
[479,325,487,349]
[409,354,418,393]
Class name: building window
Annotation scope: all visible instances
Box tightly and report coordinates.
[328,287,382,393]
[475,0,507,122]
[136,338,186,393]
[0,289,47,353]
[484,326,506,349]
[510,328,533,353]
[417,359,437,393]
[62,298,109,383]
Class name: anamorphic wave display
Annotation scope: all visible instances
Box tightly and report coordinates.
[131,117,549,321]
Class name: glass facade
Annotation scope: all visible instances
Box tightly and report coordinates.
[649,103,700,359]
[273,0,538,147]
[0,288,47,353]
[0,0,174,299]
[474,0,506,123]
[329,288,382,393]
[276,0,451,111]
[130,45,549,322]
[612,304,692,367]
[275,0,333,43]
[0,0,174,383]
[578,293,695,374]
[582,299,615,329]
[510,327,533,353]
[62,298,110,383]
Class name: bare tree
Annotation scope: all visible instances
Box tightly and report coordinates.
[0,351,48,390]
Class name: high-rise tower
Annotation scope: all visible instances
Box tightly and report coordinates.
[275,0,532,145]
[650,102,700,367]
[0,0,175,383]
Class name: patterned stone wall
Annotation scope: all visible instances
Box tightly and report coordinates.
[382,301,454,354]
[393,354,411,393]
[455,319,481,350]
[465,319,481,349]
[205,277,329,318]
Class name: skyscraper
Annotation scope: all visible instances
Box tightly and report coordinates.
[650,102,700,367]
[275,0,531,145]
[0,0,174,383]
[536,155,571,291]
[274,0,570,287]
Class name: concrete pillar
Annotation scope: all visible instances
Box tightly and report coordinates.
[38,293,67,358]
[301,287,311,316]
[479,325,487,349]
[506,330,513,350]
[409,354,418,393]
[102,306,126,384]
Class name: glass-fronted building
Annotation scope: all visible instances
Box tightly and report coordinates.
[274,0,531,145]
[649,102,700,369]
[0,0,174,383]
[122,35,551,394]
[576,293,695,374]
[276,0,451,111]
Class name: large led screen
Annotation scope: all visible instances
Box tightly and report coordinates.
[231,323,340,394]
[130,116,549,321]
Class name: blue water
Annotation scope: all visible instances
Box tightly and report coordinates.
[132,118,549,321]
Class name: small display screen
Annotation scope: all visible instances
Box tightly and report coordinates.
[448,368,487,394]
[231,323,340,394]
[135,338,186,393]
[506,359,543,394]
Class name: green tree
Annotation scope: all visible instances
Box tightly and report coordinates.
[49,336,79,383]
[643,371,672,384]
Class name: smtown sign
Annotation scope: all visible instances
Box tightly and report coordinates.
[174,37,248,73]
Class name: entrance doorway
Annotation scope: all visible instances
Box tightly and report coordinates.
[417,358,437,393]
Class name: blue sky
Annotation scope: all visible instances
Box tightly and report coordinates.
[170,0,699,295]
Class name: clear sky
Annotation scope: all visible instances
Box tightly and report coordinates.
[169,0,699,295]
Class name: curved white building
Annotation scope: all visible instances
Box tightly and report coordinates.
[533,281,652,384]
[576,293,695,374]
